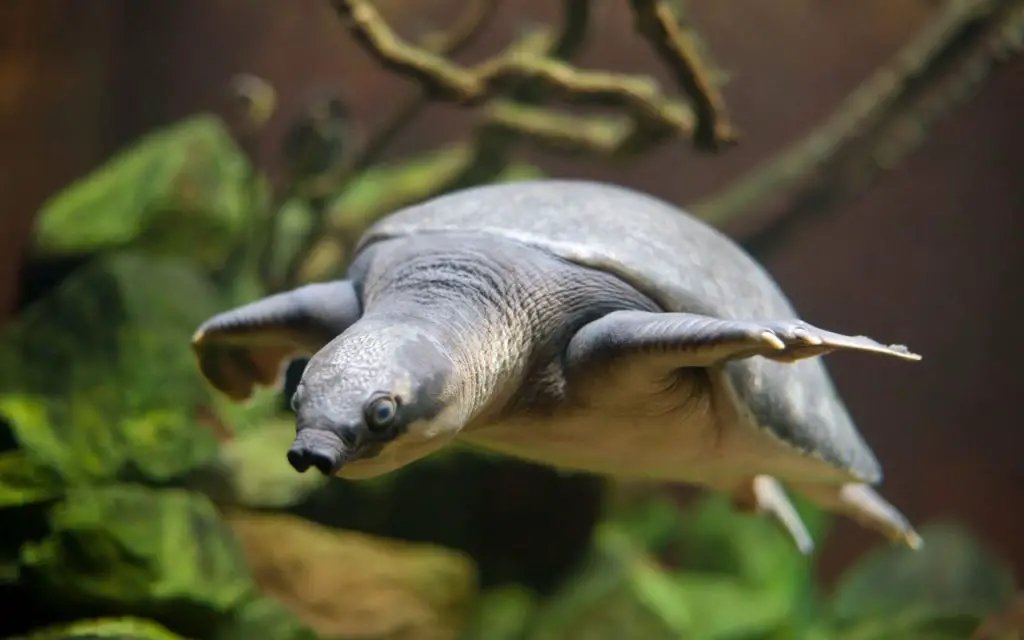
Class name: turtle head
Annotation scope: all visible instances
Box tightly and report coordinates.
[286,321,461,478]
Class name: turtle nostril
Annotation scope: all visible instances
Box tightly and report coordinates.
[309,451,335,476]
[287,444,339,476]
[287,447,312,473]
[288,429,344,475]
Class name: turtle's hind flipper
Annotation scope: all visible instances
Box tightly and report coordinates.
[792,481,923,550]
[733,474,815,555]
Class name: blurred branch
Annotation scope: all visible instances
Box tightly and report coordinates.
[330,0,708,146]
[342,0,501,175]
[480,101,635,156]
[225,74,279,287]
[432,3,593,193]
[278,0,499,288]
[694,0,1024,250]
[630,0,738,148]
[294,0,737,284]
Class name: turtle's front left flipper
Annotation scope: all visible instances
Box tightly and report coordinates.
[192,281,361,402]
[566,310,921,372]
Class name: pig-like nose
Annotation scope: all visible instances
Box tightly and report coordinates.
[286,428,345,475]
[286,445,338,475]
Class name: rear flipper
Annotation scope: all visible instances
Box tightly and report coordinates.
[733,475,815,555]
[792,481,923,550]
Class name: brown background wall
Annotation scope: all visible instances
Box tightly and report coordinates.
[2,0,1022,582]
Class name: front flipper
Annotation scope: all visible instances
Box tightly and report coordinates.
[191,280,361,402]
[566,310,921,373]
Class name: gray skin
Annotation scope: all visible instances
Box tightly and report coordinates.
[192,179,923,554]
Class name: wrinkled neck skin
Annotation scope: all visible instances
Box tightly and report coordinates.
[351,237,542,427]
[348,233,660,429]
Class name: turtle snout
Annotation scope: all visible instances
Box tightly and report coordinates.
[286,445,337,475]
[287,428,345,476]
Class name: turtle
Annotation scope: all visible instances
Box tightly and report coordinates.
[191,179,923,553]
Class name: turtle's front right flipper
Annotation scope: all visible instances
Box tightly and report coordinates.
[566,310,921,373]
[191,281,361,402]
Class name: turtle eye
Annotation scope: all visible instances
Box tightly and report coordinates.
[364,394,399,431]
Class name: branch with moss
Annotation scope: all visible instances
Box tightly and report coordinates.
[329,0,736,150]
[629,0,737,148]
[340,0,502,177]
[329,2,597,212]
[694,0,1024,248]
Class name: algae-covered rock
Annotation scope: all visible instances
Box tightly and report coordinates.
[18,485,255,633]
[829,522,1017,639]
[32,114,258,270]
[0,451,63,508]
[226,511,477,640]
[14,617,189,640]
[0,254,225,485]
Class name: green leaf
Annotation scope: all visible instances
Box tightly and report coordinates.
[33,114,259,268]
[528,525,696,640]
[216,597,319,640]
[14,617,190,640]
[459,586,539,640]
[0,450,64,507]
[19,485,255,627]
[0,253,224,483]
[677,492,825,587]
[607,491,828,639]
[279,146,545,284]
[830,522,1016,636]
[328,145,543,238]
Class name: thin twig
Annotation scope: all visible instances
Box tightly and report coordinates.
[630,0,738,149]
[694,0,1024,243]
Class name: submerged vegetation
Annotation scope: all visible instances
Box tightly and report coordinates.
[2,1,1023,638]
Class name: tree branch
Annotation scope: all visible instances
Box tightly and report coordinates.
[630,0,738,149]
[342,0,501,176]
[330,0,700,145]
[425,2,595,193]
[694,0,1024,244]
[478,101,688,158]
[481,101,633,156]
[279,0,499,289]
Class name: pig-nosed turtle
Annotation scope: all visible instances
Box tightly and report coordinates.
[191,179,923,553]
